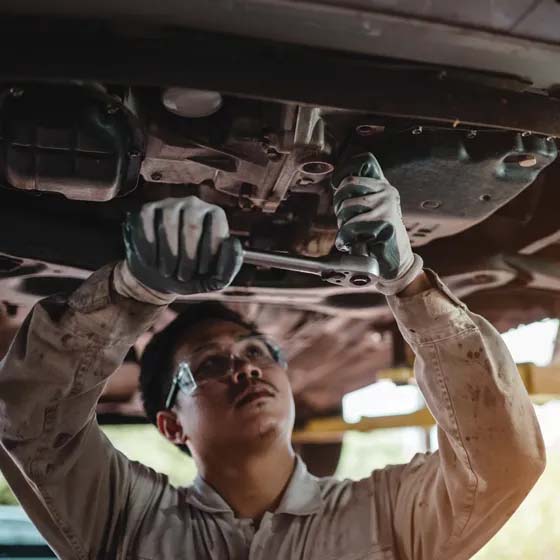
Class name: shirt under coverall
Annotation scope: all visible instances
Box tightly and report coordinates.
[0,265,545,560]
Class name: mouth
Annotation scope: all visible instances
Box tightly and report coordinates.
[234,385,276,408]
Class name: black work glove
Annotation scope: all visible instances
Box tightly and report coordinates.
[332,153,423,295]
[115,197,243,303]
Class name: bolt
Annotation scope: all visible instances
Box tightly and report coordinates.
[350,274,372,287]
[266,148,282,162]
[547,136,555,143]
[238,197,254,211]
[467,130,477,139]
[106,104,119,115]
[150,172,162,181]
[412,126,423,136]
[128,150,141,159]
[421,200,442,210]
[9,87,23,98]
[522,131,532,137]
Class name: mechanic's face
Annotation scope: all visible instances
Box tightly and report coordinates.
[164,320,295,460]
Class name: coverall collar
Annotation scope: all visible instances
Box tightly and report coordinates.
[185,456,323,516]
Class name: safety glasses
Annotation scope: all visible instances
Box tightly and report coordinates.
[164,335,285,409]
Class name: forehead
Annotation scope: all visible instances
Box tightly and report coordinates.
[173,319,253,361]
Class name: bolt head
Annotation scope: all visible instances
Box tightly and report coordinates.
[238,197,254,211]
[9,87,23,98]
[421,200,442,210]
[266,148,282,162]
[150,172,162,181]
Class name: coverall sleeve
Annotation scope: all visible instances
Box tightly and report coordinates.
[0,265,167,559]
[369,271,546,560]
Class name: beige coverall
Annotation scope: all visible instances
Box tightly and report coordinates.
[0,265,545,560]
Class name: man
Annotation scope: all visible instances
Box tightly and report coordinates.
[0,154,545,560]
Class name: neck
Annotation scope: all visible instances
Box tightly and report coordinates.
[198,441,296,521]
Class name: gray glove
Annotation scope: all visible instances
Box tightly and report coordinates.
[332,153,423,295]
[115,197,243,303]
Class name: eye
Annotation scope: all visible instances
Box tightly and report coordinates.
[244,344,265,359]
[196,356,229,379]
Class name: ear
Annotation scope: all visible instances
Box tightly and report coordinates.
[156,410,188,445]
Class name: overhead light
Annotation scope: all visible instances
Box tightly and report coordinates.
[162,87,223,118]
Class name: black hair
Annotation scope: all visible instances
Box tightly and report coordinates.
[139,301,258,455]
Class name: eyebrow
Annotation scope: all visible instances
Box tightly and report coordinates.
[186,342,223,355]
[180,332,268,359]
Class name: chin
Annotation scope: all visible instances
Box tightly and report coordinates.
[239,412,286,444]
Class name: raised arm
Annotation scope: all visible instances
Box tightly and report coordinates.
[0,265,165,559]
[0,196,243,559]
[333,153,545,559]
[372,272,545,560]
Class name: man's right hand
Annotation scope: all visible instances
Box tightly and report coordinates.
[116,197,243,303]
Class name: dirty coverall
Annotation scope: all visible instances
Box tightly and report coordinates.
[0,264,545,560]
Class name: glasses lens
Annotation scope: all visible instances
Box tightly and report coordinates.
[237,337,276,364]
[188,337,281,384]
[194,354,233,381]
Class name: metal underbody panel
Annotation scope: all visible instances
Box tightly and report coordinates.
[2,7,560,427]
[5,0,560,89]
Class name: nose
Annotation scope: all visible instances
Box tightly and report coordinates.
[231,358,263,385]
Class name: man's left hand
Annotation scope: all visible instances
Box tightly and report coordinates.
[332,152,423,295]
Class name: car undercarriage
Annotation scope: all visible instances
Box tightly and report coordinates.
[2,8,560,468]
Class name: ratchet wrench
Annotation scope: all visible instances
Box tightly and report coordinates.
[241,152,386,288]
[242,249,379,288]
